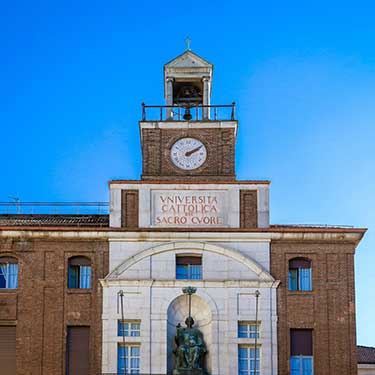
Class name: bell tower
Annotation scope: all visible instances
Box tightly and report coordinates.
[164,49,213,119]
[140,49,237,181]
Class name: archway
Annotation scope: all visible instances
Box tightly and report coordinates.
[167,294,212,374]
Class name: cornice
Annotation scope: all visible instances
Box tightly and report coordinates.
[0,227,366,244]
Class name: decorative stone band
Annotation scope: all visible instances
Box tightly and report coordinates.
[0,229,366,243]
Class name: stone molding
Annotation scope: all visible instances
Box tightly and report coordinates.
[0,229,365,243]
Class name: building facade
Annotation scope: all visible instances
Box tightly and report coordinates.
[0,50,366,375]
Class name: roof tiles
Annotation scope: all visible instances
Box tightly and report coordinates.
[0,214,109,227]
[358,346,375,364]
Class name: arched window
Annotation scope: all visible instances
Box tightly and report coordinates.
[68,256,91,289]
[288,258,312,291]
[0,257,18,289]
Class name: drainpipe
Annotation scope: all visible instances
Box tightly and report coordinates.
[254,290,260,375]
[118,290,126,375]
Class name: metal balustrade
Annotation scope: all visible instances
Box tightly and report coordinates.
[141,103,236,122]
[0,202,109,214]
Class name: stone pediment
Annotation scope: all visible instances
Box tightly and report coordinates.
[164,51,213,70]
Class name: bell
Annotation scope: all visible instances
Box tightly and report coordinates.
[183,107,192,121]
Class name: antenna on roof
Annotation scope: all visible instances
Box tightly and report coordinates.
[8,196,21,214]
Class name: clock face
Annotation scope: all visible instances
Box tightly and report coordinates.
[170,137,207,170]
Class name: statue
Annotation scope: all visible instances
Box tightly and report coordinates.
[173,316,207,375]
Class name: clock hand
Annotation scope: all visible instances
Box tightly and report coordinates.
[185,145,203,157]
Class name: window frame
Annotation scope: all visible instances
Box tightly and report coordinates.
[67,256,92,289]
[175,255,202,280]
[238,345,261,375]
[288,258,312,291]
[290,355,314,375]
[118,320,141,337]
[290,329,314,375]
[0,257,18,289]
[117,343,140,374]
[238,321,260,339]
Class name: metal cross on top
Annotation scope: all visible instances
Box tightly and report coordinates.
[185,37,192,51]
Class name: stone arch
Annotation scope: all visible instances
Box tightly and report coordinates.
[107,241,274,282]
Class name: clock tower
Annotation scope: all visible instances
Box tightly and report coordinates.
[140,50,237,181]
[110,49,270,230]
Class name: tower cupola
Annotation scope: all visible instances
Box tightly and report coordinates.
[164,50,213,119]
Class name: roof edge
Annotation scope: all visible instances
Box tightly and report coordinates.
[108,179,271,185]
[0,226,366,234]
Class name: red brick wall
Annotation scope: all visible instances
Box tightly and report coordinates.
[0,238,108,375]
[240,190,258,228]
[141,127,236,180]
[271,241,358,375]
[121,190,139,228]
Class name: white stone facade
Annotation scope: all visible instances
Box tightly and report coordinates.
[103,49,276,375]
[101,238,279,375]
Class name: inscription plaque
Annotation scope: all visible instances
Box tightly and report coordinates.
[151,190,227,227]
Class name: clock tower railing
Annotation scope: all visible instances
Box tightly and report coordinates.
[141,103,236,122]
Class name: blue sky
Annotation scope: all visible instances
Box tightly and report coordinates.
[0,1,374,345]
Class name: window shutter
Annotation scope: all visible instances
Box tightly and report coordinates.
[118,345,126,373]
[299,269,312,291]
[176,256,202,265]
[79,266,91,288]
[69,257,91,266]
[288,269,298,291]
[8,264,18,288]
[0,326,16,375]
[0,265,7,288]
[68,266,79,288]
[290,329,313,356]
[190,265,202,279]
[67,326,90,375]
[289,258,311,268]
[0,257,18,264]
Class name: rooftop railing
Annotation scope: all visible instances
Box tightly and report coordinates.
[141,103,236,122]
[272,223,354,229]
[0,202,109,215]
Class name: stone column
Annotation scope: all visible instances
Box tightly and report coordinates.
[202,77,210,120]
[166,77,174,119]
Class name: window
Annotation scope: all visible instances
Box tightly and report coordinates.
[176,255,202,280]
[238,346,260,375]
[118,321,141,337]
[66,326,90,375]
[68,257,91,289]
[238,322,260,339]
[290,329,313,375]
[118,344,140,374]
[288,258,312,291]
[0,326,16,375]
[0,257,18,289]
